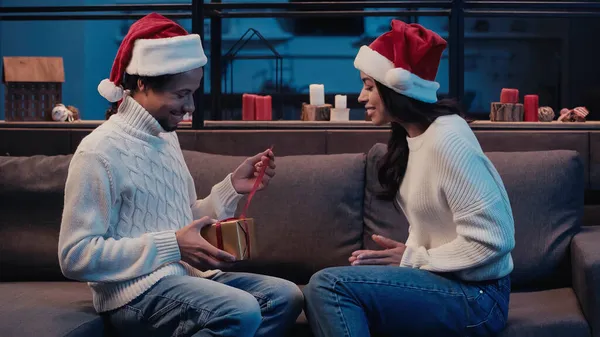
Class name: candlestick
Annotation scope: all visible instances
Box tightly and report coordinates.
[335,95,347,109]
[309,84,325,106]
[330,108,350,121]
[524,94,539,122]
[255,95,272,121]
[263,95,272,121]
[490,102,524,121]
[500,88,519,104]
[242,94,256,121]
[301,103,332,121]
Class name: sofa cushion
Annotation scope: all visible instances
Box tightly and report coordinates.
[501,288,590,337]
[0,155,73,281]
[183,150,366,284]
[364,144,583,290]
[0,282,104,337]
[485,150,583,289]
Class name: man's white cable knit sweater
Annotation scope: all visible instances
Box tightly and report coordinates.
[58,96,243,313]
[396,114,515,281]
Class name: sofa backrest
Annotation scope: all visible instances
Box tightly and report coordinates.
[182,150,366,284]
[2,145,583,289]
[0,150,367,285]
[0,155,73,281]
[364,143,584,290]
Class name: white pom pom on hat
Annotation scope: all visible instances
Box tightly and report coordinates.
[97,79,124,103]
[384,67,413,91]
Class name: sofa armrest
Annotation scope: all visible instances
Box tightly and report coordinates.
[572,226,600,337]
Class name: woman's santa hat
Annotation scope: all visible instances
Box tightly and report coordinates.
[354,20,447,103]
[98,13,207,102]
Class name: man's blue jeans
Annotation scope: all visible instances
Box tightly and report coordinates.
[303,266,510,337]
[105,271,304,337]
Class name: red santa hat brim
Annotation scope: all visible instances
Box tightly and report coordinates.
[354,45,440,103]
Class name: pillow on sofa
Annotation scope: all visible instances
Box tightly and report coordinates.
[364,144,583,290]
[182,150,366,284]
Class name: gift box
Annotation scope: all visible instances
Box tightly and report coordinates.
[200,145,272,261]
[201,218,256,260]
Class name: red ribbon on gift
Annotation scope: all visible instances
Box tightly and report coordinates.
[214,146,273,258]
[213,219,252,259]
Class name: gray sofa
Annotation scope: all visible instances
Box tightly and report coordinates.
[1,143,599,337]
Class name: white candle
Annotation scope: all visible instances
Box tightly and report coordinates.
[309,84,325,106]
[330,108,350,121]
[335,95,347,109]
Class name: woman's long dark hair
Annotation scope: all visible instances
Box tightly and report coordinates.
[104,73,174,119]
[376,81,468,200]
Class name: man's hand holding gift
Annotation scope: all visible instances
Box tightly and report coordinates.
[176,216,237,270]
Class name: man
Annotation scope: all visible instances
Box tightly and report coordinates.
[58,13,303,337]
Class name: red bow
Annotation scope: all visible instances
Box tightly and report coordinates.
[213,146,273,258]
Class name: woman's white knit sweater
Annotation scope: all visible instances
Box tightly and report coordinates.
[58,96,243,313]
[396,115,515,281]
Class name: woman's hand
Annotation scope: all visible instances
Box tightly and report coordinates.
[231,148,275,194]
[349,235,406,266]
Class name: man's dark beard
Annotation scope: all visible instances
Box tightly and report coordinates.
[155,116,177,132]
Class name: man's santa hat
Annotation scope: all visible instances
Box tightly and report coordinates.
[354,20,447,103]
[98,13,207,102]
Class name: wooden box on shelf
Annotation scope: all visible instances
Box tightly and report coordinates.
[2,57,65,121]
[490,102,524,122]
[301,103,332,121]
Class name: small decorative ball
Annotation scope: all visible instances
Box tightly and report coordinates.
[51,104,70,122]
[538,106,555,122]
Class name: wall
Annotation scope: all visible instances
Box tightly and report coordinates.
[200,15,450,99]
[196,14,568,116]
[567,18,600,114]
[462,17,567,113]
[0,0,86,120]
[83,0,124,121]
[0,1,588,120]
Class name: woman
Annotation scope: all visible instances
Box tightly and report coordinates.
[303,20,515,337]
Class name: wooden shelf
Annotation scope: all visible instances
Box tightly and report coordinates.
[204,120,600,130]
[202,120,385,129]
[0,120,105,129]
[3,120,600,131]
[470,121,600,130]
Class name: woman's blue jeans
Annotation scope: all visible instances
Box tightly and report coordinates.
[303,266,510,337]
